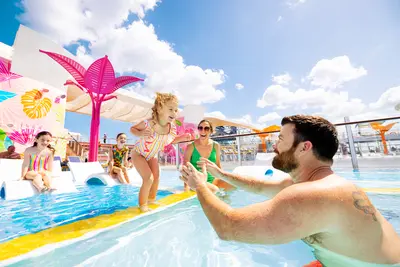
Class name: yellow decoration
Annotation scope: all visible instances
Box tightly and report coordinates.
[21,89,52,119]
[54,104,65,124]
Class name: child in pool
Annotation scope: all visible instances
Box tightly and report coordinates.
[20,131,56,192]
[108,133,130,184]
[130,92,192,212]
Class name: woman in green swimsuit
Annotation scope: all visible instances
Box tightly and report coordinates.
[183,119,234,192]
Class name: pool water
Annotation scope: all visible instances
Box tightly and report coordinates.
[0,185,172,243]
[1,168,400,267]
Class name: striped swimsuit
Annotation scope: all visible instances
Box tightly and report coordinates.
[134,120,177,161]
[28,154,50,171]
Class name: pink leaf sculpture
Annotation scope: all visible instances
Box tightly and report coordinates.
[0,60,22,88]
[64,79,88,94]
[84,56,116,95]
[103,95,117,101]
[40,50,143,162]
[39,50,86,87]
[114,76,143,93]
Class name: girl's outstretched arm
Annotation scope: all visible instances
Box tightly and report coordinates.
[171,133,192,144]
[130,121,147,137]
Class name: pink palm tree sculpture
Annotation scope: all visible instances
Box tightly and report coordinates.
[40,50,143,161]
[0,59,22,88]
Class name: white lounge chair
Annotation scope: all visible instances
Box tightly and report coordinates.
[0,159,78,201]
[254,153,275,165]
[67,161,145,186]
[232,165,289,181]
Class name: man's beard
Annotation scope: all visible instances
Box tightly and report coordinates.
[272,145,299,173]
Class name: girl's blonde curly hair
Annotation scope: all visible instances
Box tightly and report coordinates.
[151,92,178,123]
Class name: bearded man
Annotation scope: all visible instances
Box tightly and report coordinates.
[180,115,400,267]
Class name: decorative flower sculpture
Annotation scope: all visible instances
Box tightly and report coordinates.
[40,50,143,161]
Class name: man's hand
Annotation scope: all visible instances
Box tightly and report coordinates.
[180,162,207,190]
[197,157,222,179]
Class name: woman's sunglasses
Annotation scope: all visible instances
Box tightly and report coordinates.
[198,126,210,132]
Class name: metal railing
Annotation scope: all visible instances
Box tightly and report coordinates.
[162,115,400,170]
[32,115,398,170]
[67,132,85,160]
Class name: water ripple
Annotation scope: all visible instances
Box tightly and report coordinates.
[0,185,172,242]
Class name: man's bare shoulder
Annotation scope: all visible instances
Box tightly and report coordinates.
[283,174,380,223]
[284,175,357,201]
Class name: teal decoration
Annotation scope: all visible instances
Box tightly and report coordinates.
[0,90,17,103]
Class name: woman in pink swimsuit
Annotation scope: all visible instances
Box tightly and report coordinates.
[130,92,192,212]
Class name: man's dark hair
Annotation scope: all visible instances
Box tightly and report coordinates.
[281,115,339,163]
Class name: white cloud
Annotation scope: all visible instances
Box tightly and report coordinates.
[18,0,161,45]
[205,111,265,129]
[257,82,400,124]
[327,86,400,123]
[277,16,283,22]
[256,84,363,117]
[205,111,226,120]
[258,112,281,123]
[232,114,253,126]
[307,56,367,89]
[235,83,244,90]
[255,55,400,124]
[19,0,226,106]
[272,73,291,85]
[286,0,306,9]
[369,86,400,110]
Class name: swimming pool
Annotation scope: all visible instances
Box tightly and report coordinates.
[1,168,399,266]
[0,185,173,243]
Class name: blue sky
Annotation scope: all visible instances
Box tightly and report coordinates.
[1,0,400,141]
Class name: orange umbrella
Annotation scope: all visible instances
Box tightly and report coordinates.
[252,125,281,152]
[369,122,397,155]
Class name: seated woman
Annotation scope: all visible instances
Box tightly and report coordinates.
[0,145,21,159]
[21,131,56,192]
[108,133,130,184]
[183,119,235,192]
